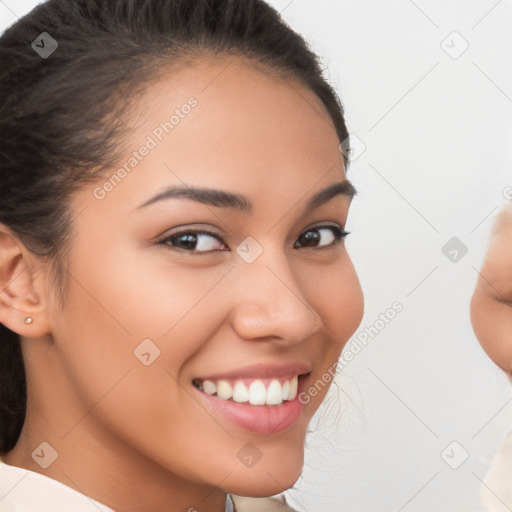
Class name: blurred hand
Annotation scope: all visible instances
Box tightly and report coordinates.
[471,204,512,374]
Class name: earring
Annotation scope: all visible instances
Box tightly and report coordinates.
[23,317,33,325]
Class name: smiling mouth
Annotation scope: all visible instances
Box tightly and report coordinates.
[192,373,310,407]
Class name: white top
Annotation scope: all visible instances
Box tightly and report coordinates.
[0,461,234,512]
[480,375,512,511]
[480,428,512,511]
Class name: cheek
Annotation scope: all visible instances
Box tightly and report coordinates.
[48,244,199,413]
[302,254,364,347]
[63,237,229,341]
[50,262,231,477]
[293,255,363,400]
[471,290,512,372]
[51,240,233,408]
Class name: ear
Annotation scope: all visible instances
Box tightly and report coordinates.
[0,223,52,338]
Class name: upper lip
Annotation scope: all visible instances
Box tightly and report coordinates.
[194,362,311,381]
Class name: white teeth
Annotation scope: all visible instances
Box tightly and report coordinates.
[282,380,290,400]
[216,380,232,400]
[194,375,301,405]
[289,375,298,400]
[232,381,249,402]
[203,380,216,395]
[248,380,267,405]
[266,379,283,405]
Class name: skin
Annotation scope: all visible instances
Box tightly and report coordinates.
[471,203,512,374]
[0,56,364,512]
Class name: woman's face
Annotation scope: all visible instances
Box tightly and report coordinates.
[23,57,364,506]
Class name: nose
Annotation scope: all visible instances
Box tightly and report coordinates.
[228,249,323,345]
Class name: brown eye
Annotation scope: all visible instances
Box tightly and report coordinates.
[294,226,348,249]
[160,230,226,253]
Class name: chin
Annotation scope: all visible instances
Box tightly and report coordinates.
[224,453,303,497]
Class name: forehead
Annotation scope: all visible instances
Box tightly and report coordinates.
[127,55,343,174]
[73,56,346,219]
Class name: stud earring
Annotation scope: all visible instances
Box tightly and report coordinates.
[23,317,33,325]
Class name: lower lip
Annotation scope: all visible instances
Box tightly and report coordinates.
[192,375,309,435]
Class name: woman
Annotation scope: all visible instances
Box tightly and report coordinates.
[0,0,364,510]
[471,204,512,511]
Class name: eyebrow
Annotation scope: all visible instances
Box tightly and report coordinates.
[136,179,356,214]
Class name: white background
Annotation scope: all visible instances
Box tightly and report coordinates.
[1,1,512,511]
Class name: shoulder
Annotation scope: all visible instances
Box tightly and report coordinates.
[230,494,298,512]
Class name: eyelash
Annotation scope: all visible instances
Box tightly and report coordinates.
[157,224,350,254]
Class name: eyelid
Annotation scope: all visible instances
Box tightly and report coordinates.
[156,227,226,251]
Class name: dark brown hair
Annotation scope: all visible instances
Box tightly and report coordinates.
[0,0,350,454]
